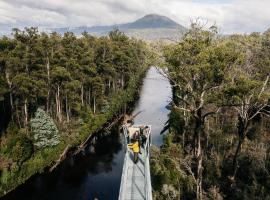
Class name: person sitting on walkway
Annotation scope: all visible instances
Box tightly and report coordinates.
[128,138,140,164]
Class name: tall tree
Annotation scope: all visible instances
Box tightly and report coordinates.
[223,33,270,181]
[164,23,238,199]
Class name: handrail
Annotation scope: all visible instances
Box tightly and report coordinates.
[119,125,128,200]
[118,150,129,200]
[119,124,152,200]
[144,126,152,200]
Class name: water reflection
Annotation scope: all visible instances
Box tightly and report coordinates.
[2,129,124,200]
[133,67,172,146]
[1,67,172,200]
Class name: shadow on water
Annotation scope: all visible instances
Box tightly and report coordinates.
[2,128,125,200]
[1,67,172,200]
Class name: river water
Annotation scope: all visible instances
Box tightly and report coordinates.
[1,67,172,200]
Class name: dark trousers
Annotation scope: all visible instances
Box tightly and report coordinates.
[133,152,138,164]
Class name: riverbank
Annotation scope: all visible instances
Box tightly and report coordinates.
[0,68,148,198]
[1,66,172,200]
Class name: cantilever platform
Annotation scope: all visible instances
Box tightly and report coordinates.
[118,125,152,200]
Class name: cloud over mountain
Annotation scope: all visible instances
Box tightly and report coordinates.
[0,0,270,34]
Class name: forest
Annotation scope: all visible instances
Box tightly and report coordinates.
[0,28,149,196]
[1,21,270,200]
[151,23,270,200]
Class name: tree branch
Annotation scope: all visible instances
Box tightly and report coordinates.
[203,108,221,119]
[249,105,265,121]
[258,74,270,98]
[175,94,191,106]
[173,105,192,113]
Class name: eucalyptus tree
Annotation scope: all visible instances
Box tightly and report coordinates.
[0,27,148,133]
[75,36,97,106]
[94,36,115,91]
[110,29,132,89]
[51,66,71,122]
[223,33,270,181]
[91,76,104,115]
[6,28,46,128]
[0,37,13,104]
[63,80,81,122]
[164,23,238,199]
[38,32,62,113]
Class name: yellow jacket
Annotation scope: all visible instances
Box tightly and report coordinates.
[128,141,140,153]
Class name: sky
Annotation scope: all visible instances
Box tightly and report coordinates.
[0,0,270,35]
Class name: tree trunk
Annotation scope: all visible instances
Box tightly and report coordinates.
[55,92,58,120]
[24,98,28,129]
[81,85,84,106]
[113,80,116,92]
[232,138,243,180]
[183,109,188,148]
[15,102,21,128]
[93,96,96,115]
[108,78,111,90]
[46,56,50,113]
[194,110,204,200]
[58,85,62,122]
[9,92,14,122]
[56,84,62,122]
[5,70,14,120]
[182,131,185,148]
[196,131,203,200]
[121,74,124,89]
[68,106,71,120]
[88,88,91,106]
[47,90,50,114]
[232,115,247,180]
[66,93,69,122]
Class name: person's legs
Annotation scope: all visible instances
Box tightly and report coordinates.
[142,136,146,148]
[138,140,142,154]
[134,152,138,163]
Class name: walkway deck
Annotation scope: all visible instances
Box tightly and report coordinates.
[118,125,152,200]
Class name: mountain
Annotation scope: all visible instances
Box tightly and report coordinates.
[51,14,186,41]
[121,14,182,29]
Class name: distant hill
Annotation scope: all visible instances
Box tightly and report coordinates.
[122,14,182,29]
[50,14,186,41]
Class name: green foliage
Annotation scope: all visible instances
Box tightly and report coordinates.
[30,108,60,149]
[0,76,8,101]
[168,108,185,135]
[9,136,33,165]
[0,27,150,197]
[155,22,270,200]
[2,130,33,165]
[151,139,195,200]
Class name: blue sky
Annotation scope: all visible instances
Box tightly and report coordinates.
[0,0,270,34]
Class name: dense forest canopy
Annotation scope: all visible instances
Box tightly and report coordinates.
[151,23,270,200]
[0,28,150,196]
[0,21,270,200]
[0,28,148,129]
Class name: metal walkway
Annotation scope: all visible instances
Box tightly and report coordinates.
[118,125,153,200]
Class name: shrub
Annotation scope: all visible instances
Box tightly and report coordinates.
[9,135,33,165]
[30,108,60,149]
[3,129,33,166]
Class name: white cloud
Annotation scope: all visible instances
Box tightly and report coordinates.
[0,0,270,34]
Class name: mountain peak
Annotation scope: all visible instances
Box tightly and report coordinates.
[127,14,182,29]
[142,14,167,18]
[51,14,186,41]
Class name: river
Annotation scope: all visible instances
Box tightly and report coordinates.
[1,67,172,200]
